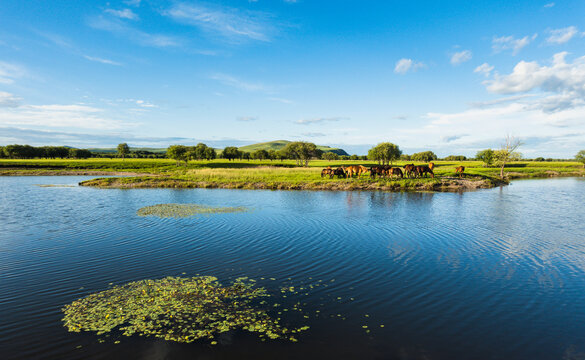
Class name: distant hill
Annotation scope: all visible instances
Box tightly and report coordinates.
[238,140,349,156]
[88,147,167,154]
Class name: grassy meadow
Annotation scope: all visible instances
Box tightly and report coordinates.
[2,158,583,191]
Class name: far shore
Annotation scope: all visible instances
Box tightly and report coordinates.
[2,158,584,192]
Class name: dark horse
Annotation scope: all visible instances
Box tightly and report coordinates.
[332,167,346,178]
[403,164,416,178]
[387,167,403,179]
[370,166,385,179]
[415,165,434,178]
[321,167,333,178]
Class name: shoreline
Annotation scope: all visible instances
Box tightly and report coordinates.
[1,161,583,193]
[0,170,149,176]
[77,175,507,192]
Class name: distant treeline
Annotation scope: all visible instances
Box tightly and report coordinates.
[0,143,575,162]
[0,145,165,159]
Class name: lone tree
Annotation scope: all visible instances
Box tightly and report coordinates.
[476,149,495,167]
[494,135,523,179]
[167,145,189,166]
[576,150,585,168]
[367,142,402,165]
[282,141,318,166]
[117,143,130,160]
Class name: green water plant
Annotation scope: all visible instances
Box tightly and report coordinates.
[62,276,309,343]
[136,203,248,218]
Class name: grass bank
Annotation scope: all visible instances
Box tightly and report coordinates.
[2,159,583,192]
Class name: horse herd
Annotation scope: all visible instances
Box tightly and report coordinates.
[321,162,466,179]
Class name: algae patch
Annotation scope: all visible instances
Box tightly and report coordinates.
[62,276,309,343]
[137,203,248,218]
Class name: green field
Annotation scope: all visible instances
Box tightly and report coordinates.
[2,158,583,191]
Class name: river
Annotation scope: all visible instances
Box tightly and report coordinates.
[1,176,584,359]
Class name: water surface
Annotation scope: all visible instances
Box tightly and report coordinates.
[1,176,585,359]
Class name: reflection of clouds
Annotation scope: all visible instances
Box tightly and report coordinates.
[344,191,368,218]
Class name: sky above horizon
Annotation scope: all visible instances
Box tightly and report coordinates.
[1,0,584,157]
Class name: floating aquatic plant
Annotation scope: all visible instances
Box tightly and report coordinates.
[136,204,248,218]
[62,276,308,343]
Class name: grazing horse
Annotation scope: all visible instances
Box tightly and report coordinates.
[332,167,346,178]
[403,164,416,178]
[415,165,434,178]
[428,162,435,171]
[344,165,368,178]
[389,167,403,179]
[455,166,465,178]
[370,166,385,179]
[321,167,333,178]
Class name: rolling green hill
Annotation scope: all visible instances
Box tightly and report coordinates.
[88,141,349,156]
[238,140,349,156]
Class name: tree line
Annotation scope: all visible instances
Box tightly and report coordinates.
[2,141,584,171]
[0,145,92,159]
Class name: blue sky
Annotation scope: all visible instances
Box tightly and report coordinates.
[1,0,584,157]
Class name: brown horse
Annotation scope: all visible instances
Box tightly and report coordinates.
[369,166,385,179]
[332,167,346,178]
[415,165,434,178]
[455,166,465,178]
[428,162,435,171]
[388,167,403,179]
[344,165,368,178]
[321,167,333,178]
[403,164,416,178]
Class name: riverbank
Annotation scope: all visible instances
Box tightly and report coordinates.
[78,174,504,191]
[2,159,583,192]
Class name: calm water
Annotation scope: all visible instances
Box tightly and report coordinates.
[1,176,585,360]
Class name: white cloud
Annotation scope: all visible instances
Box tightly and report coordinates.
[469,94,536,108]
[450,50,472,65]
[392,52,585,156]
[236,116,257,121]
[0,104,132,130]
[546,26,581,44]
[394,58,425,74]
[210,73,269,92]
[0,92,21,108]
[105,8,138,20]
[0,61,27,84]
[135,99,156,108]
[492,34,537,55]
[124,0,141,6]
[544,2,555,8]
[301,132,326,137]
[83,55,122,66]
[474,63,494,77]
[164,3,273,42]
[295,117,348,125]
[487,52,585,96]
[88,17,180,48]
[267,97,293,104]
